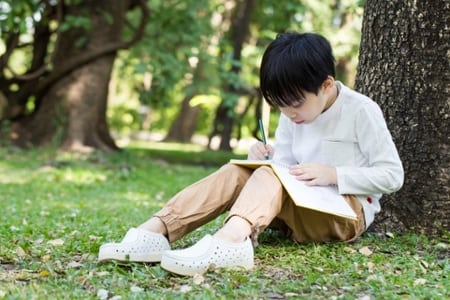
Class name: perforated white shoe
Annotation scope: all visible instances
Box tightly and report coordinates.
[160,235,254,276]
[98,228,170,263]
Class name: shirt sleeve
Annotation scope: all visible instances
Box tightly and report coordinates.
[336,102,404,195]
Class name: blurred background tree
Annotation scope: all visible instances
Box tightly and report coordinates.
[0,0,148,151]
[0,0,364,151]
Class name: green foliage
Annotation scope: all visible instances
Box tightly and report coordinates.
[0,0,365,143]
[59,15,92,32]
[128,0,217,105]
[109,0,365,135]
[0,0,40,35]
[0,145,448,299]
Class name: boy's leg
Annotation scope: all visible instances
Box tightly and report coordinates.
[153,164,253,242]
[223,166,286,243]
[277,195,366,243]
[160,166,285,276]
[99,164,253,263]
[222,164,365,244]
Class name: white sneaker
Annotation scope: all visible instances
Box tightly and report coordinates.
[98,228,170,263]
[160,235,254,276]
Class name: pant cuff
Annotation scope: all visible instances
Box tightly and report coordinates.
[225,214,260,248]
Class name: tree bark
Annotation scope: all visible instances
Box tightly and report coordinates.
[355,0,450,235]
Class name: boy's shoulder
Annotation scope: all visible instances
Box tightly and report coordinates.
[341,85,381,113]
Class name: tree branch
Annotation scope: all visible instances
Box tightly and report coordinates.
[35,0,149,97]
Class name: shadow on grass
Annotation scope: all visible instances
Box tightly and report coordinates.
[123,145,246,168]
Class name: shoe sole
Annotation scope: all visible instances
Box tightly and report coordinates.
[160,256,253,276]
[98,247,163,263]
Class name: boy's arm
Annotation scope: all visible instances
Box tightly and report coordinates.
[336,103,404,195]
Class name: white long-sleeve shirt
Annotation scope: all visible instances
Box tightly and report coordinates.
[272,83,404,228]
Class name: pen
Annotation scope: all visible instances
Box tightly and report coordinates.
[258,119,270,160]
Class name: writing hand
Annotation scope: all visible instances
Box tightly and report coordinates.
[248,142,274,160]
[289,163,337,186]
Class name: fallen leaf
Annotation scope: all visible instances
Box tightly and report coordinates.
[367,261,375,273]
[130,286,143,293]
[16,246,27,257]
[264,292,284,299]
[193,273,205,285]
[344,246,357,253]
[42,254,51,262]
[366,274,382,282]
[89,235,100,241]
[67,261,83,268]
[285,292,300,297]
[76,276,87,284]
[82,253,97,261]
[414,278,426,286]
[97,289,109,300]
[359,246,373,256]
[34,238,45,245]
[420,260,429,269]
[179,285,192,293]
[47,239,64,246]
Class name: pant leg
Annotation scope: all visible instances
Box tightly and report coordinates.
[226,166,286,240]
[226,166,366,243]
[153,164,252,242]
[276,195,366,243]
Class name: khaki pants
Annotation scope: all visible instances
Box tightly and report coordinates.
[154,164,366,244]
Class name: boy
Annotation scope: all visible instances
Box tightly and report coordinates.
[98,32,404,276]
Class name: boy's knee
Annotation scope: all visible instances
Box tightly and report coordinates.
[254,165,276,176]
[221,163,251,174]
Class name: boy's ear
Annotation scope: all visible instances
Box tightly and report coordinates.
[322,76,335,92]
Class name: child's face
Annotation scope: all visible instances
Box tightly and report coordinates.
[278,79,336,125]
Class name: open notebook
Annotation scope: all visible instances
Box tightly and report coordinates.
[229,159,357,220]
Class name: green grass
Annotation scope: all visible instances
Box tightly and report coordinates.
[0,144,448,299]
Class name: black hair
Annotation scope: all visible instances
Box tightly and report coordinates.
[259,32,335,107]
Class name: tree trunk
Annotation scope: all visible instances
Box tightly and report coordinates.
[207,0,255,151]
[10,0,132,152]
[164,94,201,142]
[164,55,209,143]
[355,0,450,235]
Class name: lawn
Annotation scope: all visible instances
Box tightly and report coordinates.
[0,143,448,299]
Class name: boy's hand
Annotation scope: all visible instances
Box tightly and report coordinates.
[289,163,337,186]
[248,142,274,160]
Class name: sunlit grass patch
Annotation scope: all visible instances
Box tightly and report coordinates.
[0,145,448,299]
